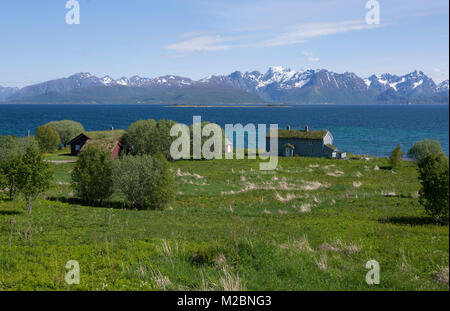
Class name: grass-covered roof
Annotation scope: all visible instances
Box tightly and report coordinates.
[325,144,338,151]
[266,129,329,140]
[81,130,125,152]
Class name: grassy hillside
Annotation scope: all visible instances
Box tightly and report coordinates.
[0,155,448,290]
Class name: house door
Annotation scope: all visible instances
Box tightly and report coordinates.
[284,147,294,157]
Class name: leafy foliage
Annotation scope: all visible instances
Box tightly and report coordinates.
[390,144,404,170]
[407,139,444,160]
[15,143,52,216]
[123,119,156,155]
[114,153,175,210]
[35,125,61,152]
[0,136,38,200]
[417,153,449,224]
[123,119,176,160]
[46,120,85,147]
[71,146,114,205]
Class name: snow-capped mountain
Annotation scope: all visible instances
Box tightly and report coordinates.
[200,66,315,91]
[366,70,437,98]
[200,67,384,103]
[2,67,448,104]
[437,80,449,94]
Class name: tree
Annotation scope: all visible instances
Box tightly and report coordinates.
[35,124,61,152]
[389,144,404,170]
[152,119,177,160]
[71,146,114,205]
[114,153,175,210]
[0,136,38,200]
[46,120,85,147]
[407,139,444,160]
[417,153,449,224]
[123,119,176,160]
[15,144,52,216]
[123,119,156,155]
[151,152,176,209]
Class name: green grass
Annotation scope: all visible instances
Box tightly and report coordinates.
[43,148,78,162]
[0,155,448,291]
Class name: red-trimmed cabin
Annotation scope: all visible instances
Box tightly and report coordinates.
[111,141,122,159]
[68,132,123,159]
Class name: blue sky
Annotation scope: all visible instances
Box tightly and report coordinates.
[0,0,448,87]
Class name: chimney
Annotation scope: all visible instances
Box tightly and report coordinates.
[305,125,309,132]
[286,125,291,131]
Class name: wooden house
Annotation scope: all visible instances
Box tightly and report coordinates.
[266,125,346,158]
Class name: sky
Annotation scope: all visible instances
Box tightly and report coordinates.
[0,0,448,88]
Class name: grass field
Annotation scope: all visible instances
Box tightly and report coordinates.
[0,154,448,290]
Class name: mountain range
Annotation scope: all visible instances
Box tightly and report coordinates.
[2,67,448,105]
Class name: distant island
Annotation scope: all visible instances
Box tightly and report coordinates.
[167,103,290,108]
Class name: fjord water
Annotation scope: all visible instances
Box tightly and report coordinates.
[0,104,448,157]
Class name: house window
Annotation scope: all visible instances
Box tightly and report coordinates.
[75,145,80,151]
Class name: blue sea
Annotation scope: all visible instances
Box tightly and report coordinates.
[0,104,448,157]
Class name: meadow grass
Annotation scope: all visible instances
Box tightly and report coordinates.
[0,155,448,290]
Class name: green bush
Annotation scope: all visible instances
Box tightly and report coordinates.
[71,146,114,206]
[123,119,177,160]
[0,136,38,200]
[114,153,175,210]
[15,143,52,216]
[417,153,449,224]
[151,152,176,209]
[35,125,61,152]
[389,144,404,170]
[407,139,444,160]
[46,120,85,147]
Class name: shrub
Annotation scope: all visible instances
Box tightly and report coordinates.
[407,139,444,160]
[71,146,114,205]
[0,136,38,200]
[35,124,61,152]
[114,153,175,210]
[389,144,404,170]
[123,119,176,160]
[46,120,85,147]
[151,152,176,209]
[417,153,449,224]
[123,119,155,155]
[15,143,52,216]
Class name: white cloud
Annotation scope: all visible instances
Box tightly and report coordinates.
[303,51,320,62]
[165,20,380,53]
[262,20,379,47]
[164,35,240,53]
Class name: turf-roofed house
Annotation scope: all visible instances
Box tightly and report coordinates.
[68,129,124,159]
[266,125,346,159]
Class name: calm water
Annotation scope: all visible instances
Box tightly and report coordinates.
[0,104,448,157]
